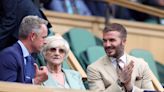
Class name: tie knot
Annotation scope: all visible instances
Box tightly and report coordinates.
[116,59,122,63]
[25,55,32,62]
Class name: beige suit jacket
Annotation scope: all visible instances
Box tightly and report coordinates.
[87,54,155,92]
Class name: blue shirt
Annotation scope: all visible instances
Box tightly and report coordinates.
[17,40,30,65]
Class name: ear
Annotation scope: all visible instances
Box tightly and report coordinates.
[30,32,36,41]
[122,38,126,45]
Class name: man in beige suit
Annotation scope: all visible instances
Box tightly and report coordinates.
[87,23,155,92]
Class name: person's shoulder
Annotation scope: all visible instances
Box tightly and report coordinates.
[0,44,15,54]
[0,43,20,54]
[87,55,108,70]
[89,55,108,65]
[0,42,22,62]
[127,54,148,66]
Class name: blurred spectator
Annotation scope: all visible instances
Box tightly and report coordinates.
[142,0,164,9]
[84,0,109,17]
[84,0,132,20]
[112,5,132,20]
[33,0,51,9]
[0,0,53,51]
[128,0,164,24]
[44,0,91,16]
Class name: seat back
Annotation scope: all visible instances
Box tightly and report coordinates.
[63,28,97,70]
[155,61,164,84]
[62,59,71,69]
[129,49,159,79]
[95,36,103,46]
[81,46,106,65]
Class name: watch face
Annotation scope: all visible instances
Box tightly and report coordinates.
[117,79,124,87]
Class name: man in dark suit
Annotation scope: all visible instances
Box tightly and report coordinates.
[0,15,48,84]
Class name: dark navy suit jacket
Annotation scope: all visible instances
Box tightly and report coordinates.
[0,42,34,83]
[0,0,43,50]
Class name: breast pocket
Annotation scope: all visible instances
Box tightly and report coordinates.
[134,76,143,88]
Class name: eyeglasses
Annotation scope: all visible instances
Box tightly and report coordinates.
[48,47,65,54]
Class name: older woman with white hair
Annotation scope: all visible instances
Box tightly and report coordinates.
[42,34,86,90]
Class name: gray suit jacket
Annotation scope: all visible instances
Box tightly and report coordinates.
[87,54,154,92]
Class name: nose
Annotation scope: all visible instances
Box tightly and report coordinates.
[43,39,47,45]
[56,50,60,54]
[104,40,111,47]
[54,49,60,55]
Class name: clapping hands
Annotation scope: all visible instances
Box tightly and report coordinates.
[117,61,134,91]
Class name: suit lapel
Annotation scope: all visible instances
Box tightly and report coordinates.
[126,55,138,83]
[62,69,76,89]
[103,56,118,81]
[126,54,132,65]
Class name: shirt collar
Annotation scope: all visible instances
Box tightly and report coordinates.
[110,52,127,64]
[119,52,127,64]
[17,40,30,58]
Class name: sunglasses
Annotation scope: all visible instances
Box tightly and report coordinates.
[49,47,65,54]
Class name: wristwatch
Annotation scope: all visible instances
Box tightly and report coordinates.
[117,79,124,87]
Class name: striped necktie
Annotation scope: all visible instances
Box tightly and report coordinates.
[116,59,122,72]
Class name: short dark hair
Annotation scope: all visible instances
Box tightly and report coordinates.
[103,23,127,39]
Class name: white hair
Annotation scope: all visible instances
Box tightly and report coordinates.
[42,34,70,58]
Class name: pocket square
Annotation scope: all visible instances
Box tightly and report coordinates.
[136,76,143,81]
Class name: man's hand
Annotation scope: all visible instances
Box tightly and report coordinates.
[33,63,48,85]
[117,61,134,91]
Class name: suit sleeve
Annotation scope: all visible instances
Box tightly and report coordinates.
[87,65,125,92]
[0,52,19,82]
